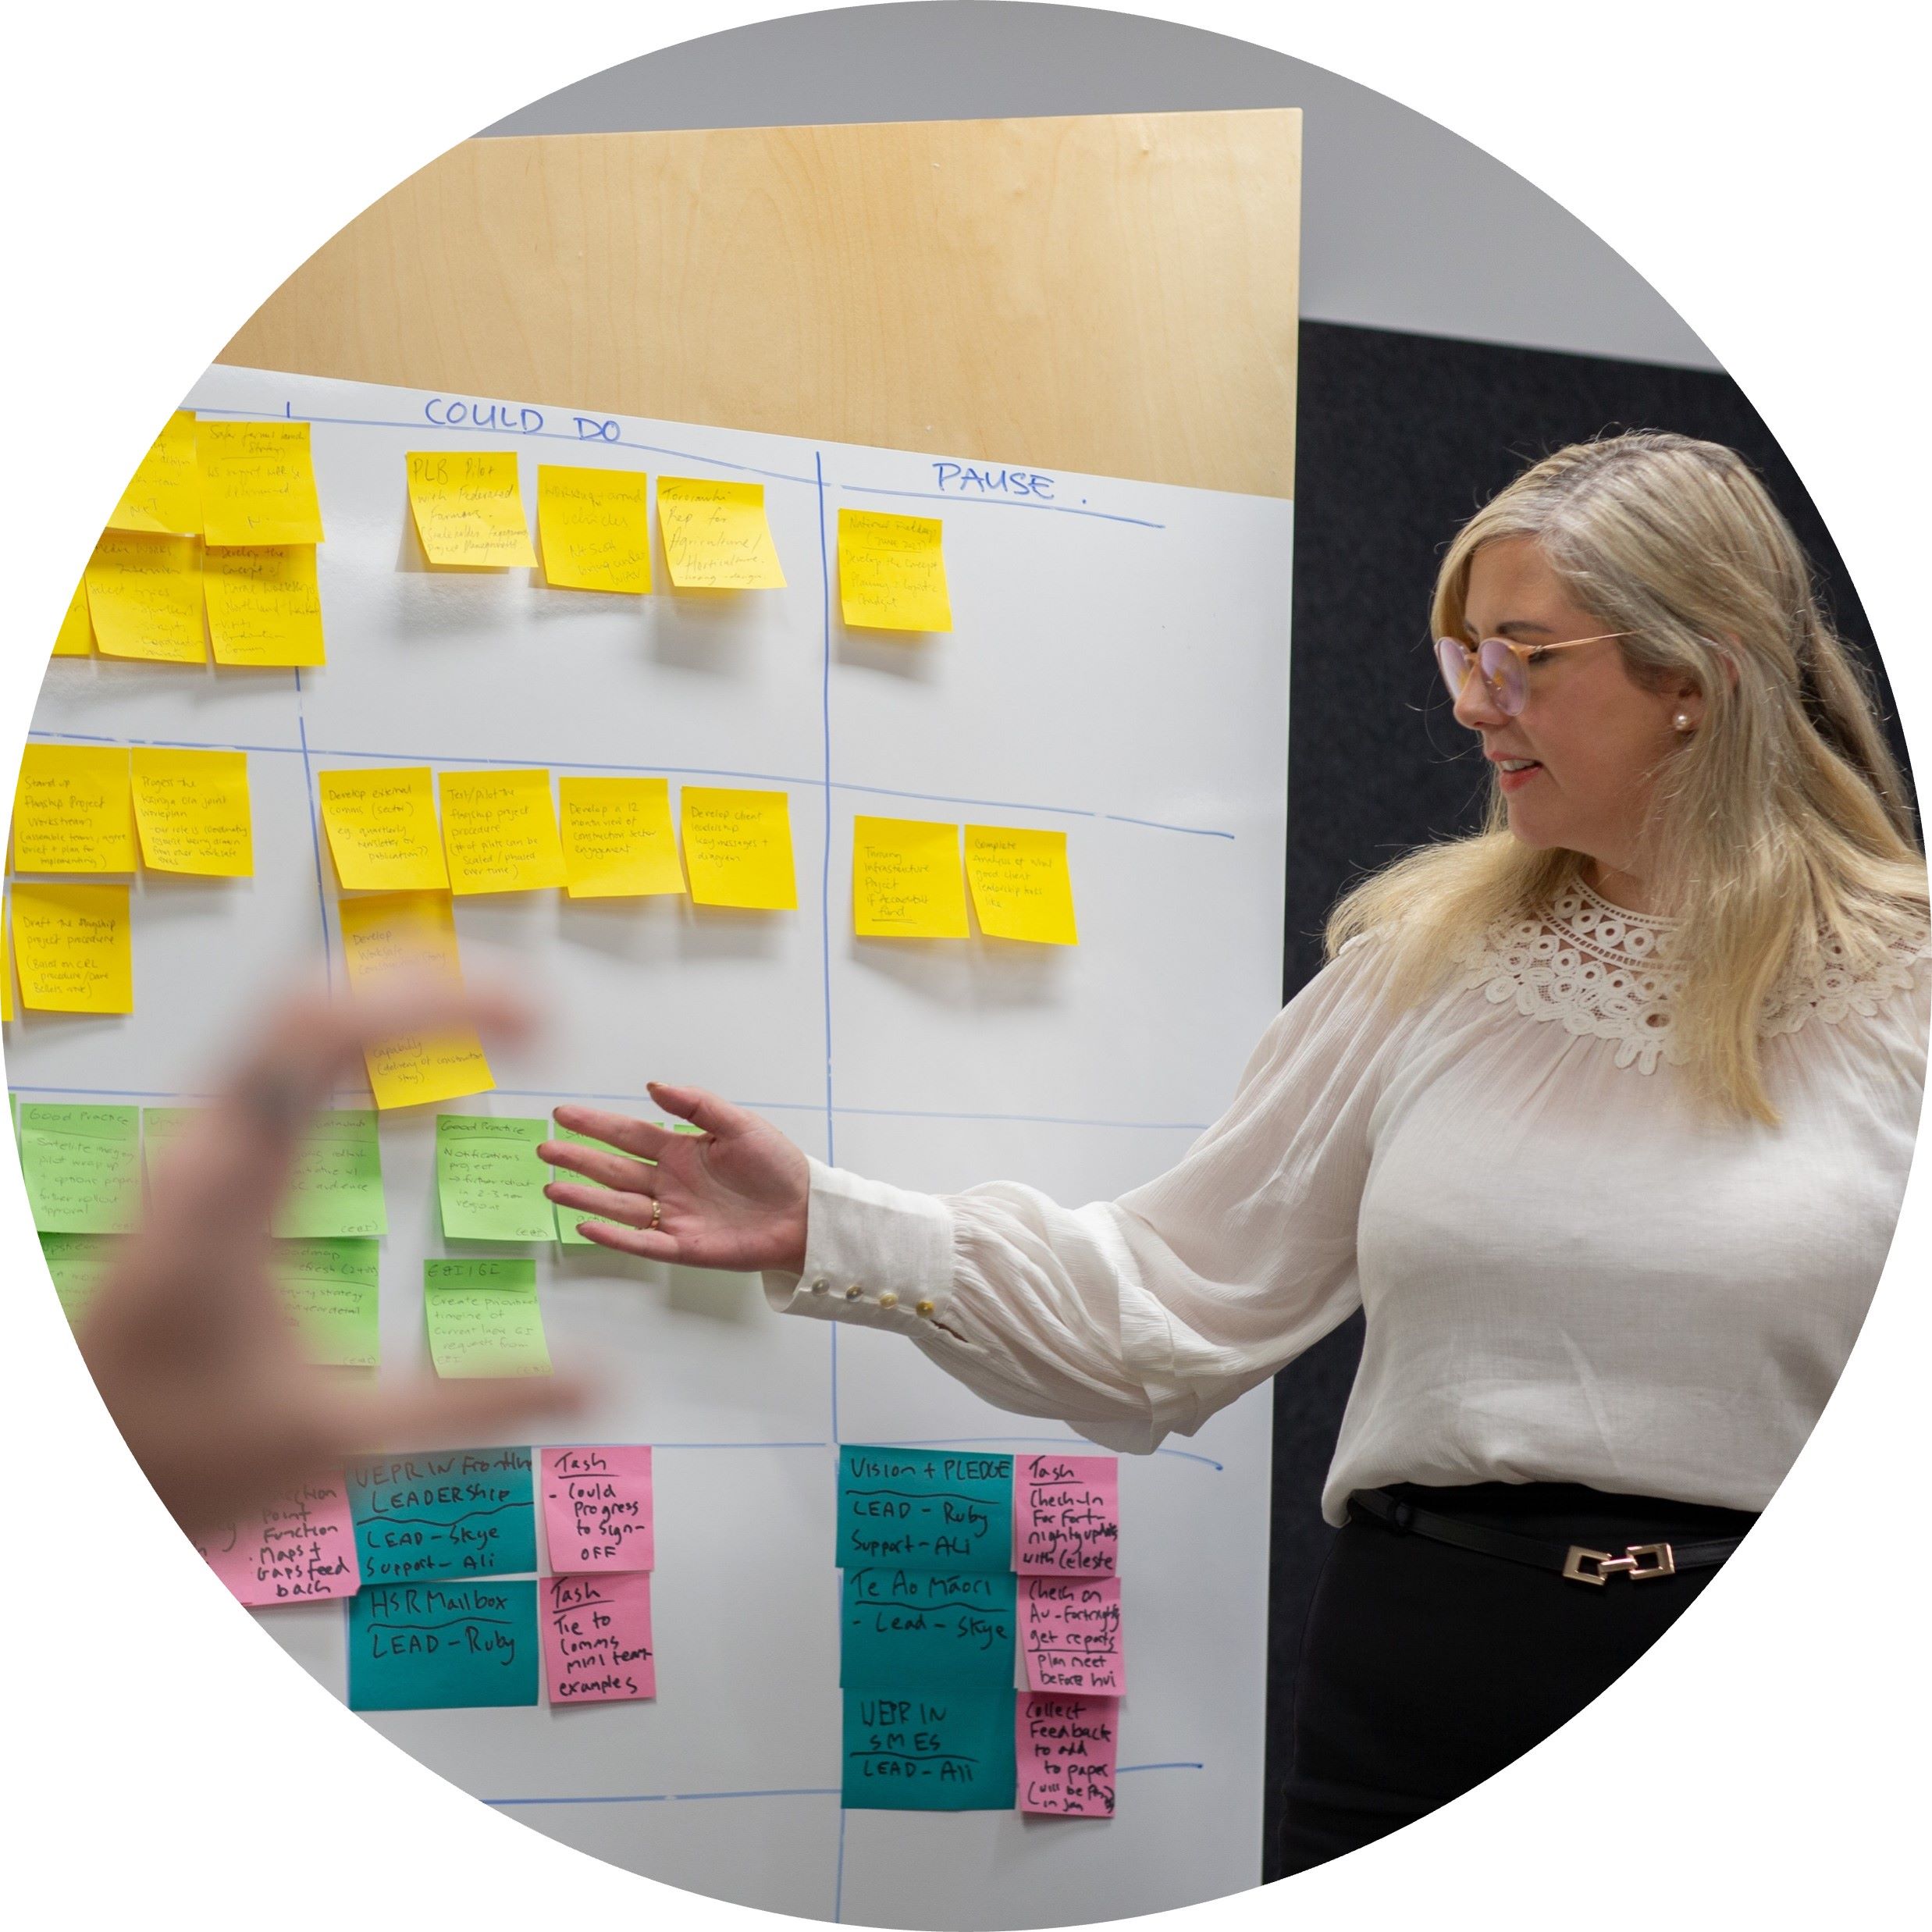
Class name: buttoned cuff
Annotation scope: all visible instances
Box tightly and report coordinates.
[761,1157,958,1333]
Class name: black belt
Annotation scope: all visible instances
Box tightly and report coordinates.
[1348,1487,1746,1585]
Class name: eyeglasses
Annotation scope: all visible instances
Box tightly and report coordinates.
[1434,632,1631,717]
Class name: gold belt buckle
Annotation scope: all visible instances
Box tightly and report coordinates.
[1562,1542,1677,1585]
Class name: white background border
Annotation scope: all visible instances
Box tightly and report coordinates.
[2,4,1923,1927]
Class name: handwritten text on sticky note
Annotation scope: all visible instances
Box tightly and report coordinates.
[542,1446,655,1571]
[559,775,685,898]
[538,465,653,593]
[1020,1576,1123,1695]
[109,411,202,536]
[407,451,536,568]
[9,883,133,1014]
[12,745,136,873]
[203,544,326,667]
[84,532,205,662]
[20,1104,142,1233]
[199,419,325,546]
[852,816,968,938]
[348,1580,539,1710]
[438,769,567,895]
[424,1258,552,1378]
[680,786,797,910]
[543,1571,656,1703]
[965,825,1079,945]
[838,507,952,632]
[656,477,785,589]
[1015,1453,1119,1574]
[317,767,448,892]
[436,1114,555,1242]
[129,748,253,876]
[196,1473,361,1606]
[1017,1693,1117,1817]
[347,1447,536,1585]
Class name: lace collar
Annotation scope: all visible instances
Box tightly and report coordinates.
[1457,880,1927,1073]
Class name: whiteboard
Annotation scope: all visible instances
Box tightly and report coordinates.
[12,367,1293,1928]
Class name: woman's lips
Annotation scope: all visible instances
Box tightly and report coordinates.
[1496,760,1542,794]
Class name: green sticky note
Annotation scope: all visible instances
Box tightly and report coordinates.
[841,1567,1017,1689]
[40,1230,123,1328]
[437,1114,554,1243]
[842,1687,1017,1809]
[141,1105,203,1190]
[423,1258,552,1377]
[275,1108,387,1239]
[347,1580,540,1710]
[273,1236,380,1367]
[837,1445,1015,1572]
[20,1104,141,1233]
[551,1116,702,1246]
[347,1446,536,1583]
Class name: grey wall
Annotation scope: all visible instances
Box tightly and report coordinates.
[482,2,1718,372]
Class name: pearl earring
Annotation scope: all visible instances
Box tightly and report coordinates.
[1673,712,1695,734]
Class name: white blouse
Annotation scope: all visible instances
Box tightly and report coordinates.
[764,882,1931,1524]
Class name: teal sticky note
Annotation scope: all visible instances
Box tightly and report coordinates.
[837,1445,1014,1572]
[19,1103,141,1233]
[842,1687,1017,1810]
[347,1579,539,1710]
[274,1108,387,1239]
[841,1567,1016,1688]
[347,1446,536,1585]
[437,1113,555,1243]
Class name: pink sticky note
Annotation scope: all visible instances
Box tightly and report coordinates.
[1021,1574,1124,1694]
[1018,1692,1118,1816]
[194,1473,360,1606]
[541,1445,654,1571]
[543,1571,656,1703]
[1015,1453,1118,1575]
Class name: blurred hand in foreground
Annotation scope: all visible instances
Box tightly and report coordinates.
[541,1084,811,1275]
[73,977,587,1539]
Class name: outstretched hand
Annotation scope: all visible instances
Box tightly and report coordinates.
[541,1083,810,1276]
[76,976,588,1539]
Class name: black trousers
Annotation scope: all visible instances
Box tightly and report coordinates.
[1278,1482,1761,1873]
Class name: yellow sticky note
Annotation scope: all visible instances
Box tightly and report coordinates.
[52,582,94,658]
[129,749,253,877]
[838,509,953,632]
[12,745,137,873]
[198,420,325,547]
[538,466,653,593]
[317,768,449,892]
[204,545,326,667]
[336,891,493,1110]
[406,451,536,568]
[965,825,1080,945]
[852,817,969,938]
[656,477,786,589]
[10,883,134,1012]
[84,532,206,663]
[108,411,202,537]
[438,769,568,895]
[2,902,14,1023]
[680,787,798,910]
[559,776,685,898]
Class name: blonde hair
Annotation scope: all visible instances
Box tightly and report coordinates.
[1326,431,1926,1123]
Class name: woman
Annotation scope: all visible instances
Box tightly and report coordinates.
[539,432,1930,1868]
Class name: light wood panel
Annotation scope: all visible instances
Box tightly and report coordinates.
[219,111,1300,498]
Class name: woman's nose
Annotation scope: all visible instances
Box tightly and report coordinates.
[1453,667,1508,731]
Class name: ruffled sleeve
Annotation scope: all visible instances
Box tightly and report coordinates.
[761,934,1414,1452]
